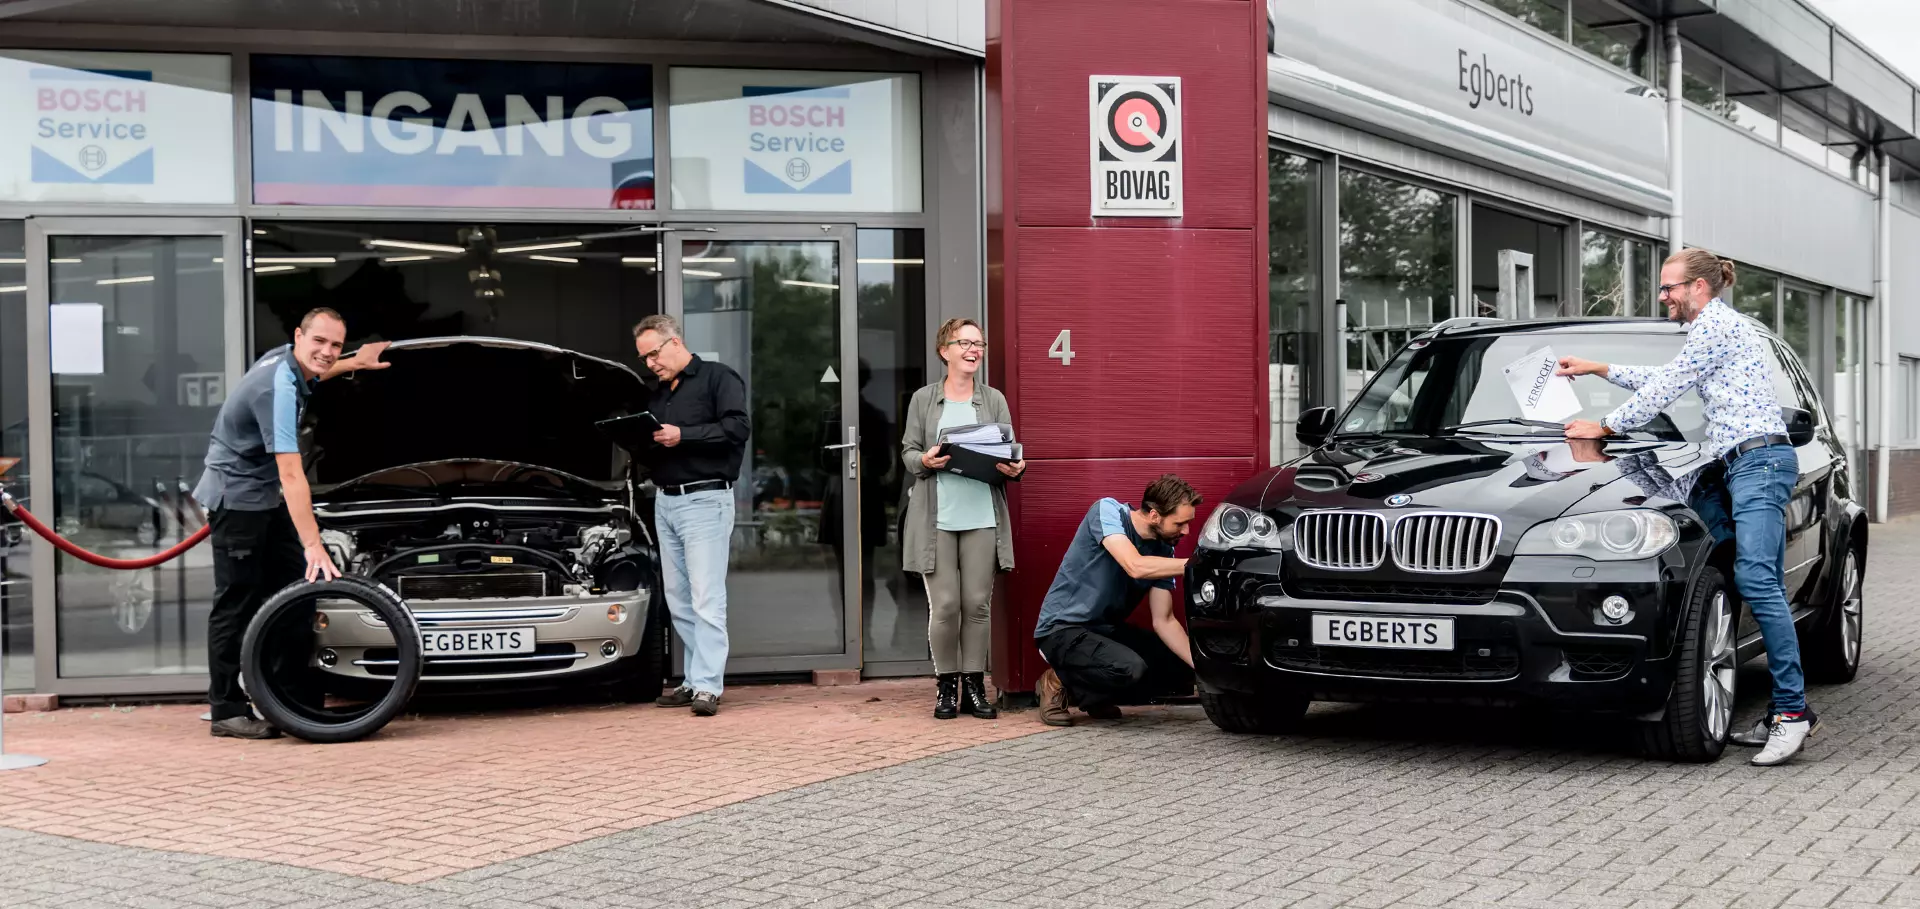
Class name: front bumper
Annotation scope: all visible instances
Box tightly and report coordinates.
[312,589,649,684]
[1186,552,1691,713]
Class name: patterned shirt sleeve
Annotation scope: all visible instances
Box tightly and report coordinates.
[1606,364,1650,391]
[1603,317,1723,434]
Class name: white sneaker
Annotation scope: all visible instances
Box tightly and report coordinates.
[1750,713,1815,766]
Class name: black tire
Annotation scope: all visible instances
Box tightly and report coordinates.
[1805,546,1864,684]
[1200,686,1310,735]
[241,576,421,744]
[612,585,669,703]
[1638,567,1732,762]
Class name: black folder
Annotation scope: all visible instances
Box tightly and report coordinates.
[935,422,1023,485]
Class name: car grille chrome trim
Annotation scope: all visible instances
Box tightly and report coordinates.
[352,652,588,667]
[1294,511,1387,570]
[1292,510,1500,574]
[1390,513,1500,573]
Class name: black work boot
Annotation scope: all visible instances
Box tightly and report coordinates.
[934,673,960,720]
[960,672,999,719]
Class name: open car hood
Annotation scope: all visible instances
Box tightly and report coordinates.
[306,337,650,489]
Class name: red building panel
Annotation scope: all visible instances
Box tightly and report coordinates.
[1010,226,1257,460]
[988,0,1267,694]
[1007,0,1260,229]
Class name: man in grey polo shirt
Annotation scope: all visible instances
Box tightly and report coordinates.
[193,307,387,739]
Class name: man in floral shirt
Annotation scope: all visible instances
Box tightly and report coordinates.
[1554,249,1815,767]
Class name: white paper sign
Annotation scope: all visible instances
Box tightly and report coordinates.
[50,302,104,374]
[1501,345,1580,423]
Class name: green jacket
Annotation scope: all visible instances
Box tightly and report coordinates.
[899,381,1016,574]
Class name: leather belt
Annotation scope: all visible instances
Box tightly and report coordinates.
[658,479,732,496]
[1721,433,1791,464]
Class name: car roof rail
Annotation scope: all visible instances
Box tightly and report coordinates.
[1423,317,1504,336]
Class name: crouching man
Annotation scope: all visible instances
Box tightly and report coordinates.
[1033,474,1199,726]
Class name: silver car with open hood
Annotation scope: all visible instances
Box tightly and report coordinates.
[302,337,664,700]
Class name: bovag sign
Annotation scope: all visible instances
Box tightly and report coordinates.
[250,55,655,209]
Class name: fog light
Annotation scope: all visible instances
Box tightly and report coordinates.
[1197,581,1217,605]
[1601,595,1631,622]
[600,640,618,658]
[313,612,329,631]
[318,648,338,668]
[607,604,627,624]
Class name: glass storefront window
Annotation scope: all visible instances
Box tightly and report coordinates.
[1340,170,1455,402]
[1482,0,1568,40]
[1270,151,1321,465]
[1781,101,1830,168]
[851,229,928,668]
[1781,284,1819,370]
[1,221,27,690]
[669,68,922,213]
[250,56,656,209]
[1569,0,1651,80]
[1471,205,1563,320]
[0,50,234,204]
[1680,44,1725,110]
[1580,229,1656,318]
[1724,67,1780,141]
[247,221,660,366]
[1730,263,1780,329]
[50,235,226,678]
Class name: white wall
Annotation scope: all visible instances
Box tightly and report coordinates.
[1682,109,1876,293]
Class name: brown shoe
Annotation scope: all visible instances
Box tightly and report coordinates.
[1037,669,1072,727]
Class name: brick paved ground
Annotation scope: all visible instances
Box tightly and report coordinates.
[6,518,1920,908]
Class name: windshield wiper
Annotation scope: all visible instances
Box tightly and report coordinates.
[1331,429,1424,439]
[1440,418,1567,434]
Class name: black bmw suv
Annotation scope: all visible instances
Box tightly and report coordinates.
[1186,318,1867,761]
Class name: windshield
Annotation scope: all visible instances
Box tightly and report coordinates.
[1339,332,1706,440]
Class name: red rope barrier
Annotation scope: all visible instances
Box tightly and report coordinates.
[2,492,210,570]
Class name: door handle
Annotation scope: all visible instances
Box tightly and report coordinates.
[822,442,855,450]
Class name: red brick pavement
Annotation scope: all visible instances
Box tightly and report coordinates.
[0,680,1048,883]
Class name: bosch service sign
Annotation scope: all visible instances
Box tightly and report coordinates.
[1089,75,1182,218]
[0,50,235,204]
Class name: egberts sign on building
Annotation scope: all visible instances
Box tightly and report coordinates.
[1089,75,1183,218]
[0,50,234,204]
[249,56,655,209]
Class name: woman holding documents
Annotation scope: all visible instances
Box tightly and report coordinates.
[901,318,1025,719]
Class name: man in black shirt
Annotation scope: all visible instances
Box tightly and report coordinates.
[633,314,751,716]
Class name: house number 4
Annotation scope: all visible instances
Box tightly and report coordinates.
[1048,329,1075,366]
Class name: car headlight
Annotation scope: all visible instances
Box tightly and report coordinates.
[1517,509,1677,560]
[1199,504,1286,551]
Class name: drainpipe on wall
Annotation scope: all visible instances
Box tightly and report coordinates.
[1665,20,1683,256]
[1876,149,1893,522]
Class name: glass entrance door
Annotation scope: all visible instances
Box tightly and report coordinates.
[664,226,860,675]
[24,219,246,694]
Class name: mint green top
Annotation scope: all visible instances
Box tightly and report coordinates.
[934,398,997,532]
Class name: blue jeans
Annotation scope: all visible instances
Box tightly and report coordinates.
[1687,443,1805,713]
[656,488,736,696]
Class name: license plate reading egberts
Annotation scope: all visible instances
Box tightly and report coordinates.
[1311,614,1455,651]
[419,627,536,657]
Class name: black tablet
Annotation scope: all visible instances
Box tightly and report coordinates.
[595,411,665,435]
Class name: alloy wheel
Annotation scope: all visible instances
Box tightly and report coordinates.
[1840,551,1863,669]
[1701,590,1735,741]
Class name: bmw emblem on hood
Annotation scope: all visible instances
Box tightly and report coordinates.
[1385,494,1413,507]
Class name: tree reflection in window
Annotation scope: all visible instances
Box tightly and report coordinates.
[1339,170,1456,402]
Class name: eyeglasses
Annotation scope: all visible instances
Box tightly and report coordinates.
[944,339,987,351]
[639,337,679,362]
[1657,281,1690,298]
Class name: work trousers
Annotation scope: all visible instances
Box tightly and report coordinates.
[1037,623,1191,711]
[926,527,995,673]
[1688,443,1806,713]
[657,488,735,696]
[206,506,305,722]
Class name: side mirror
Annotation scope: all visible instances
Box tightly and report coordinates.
[1782,406,1815,447]
[1295,406,1338,449]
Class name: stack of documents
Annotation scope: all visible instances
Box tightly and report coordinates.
[937,422,1023,484]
